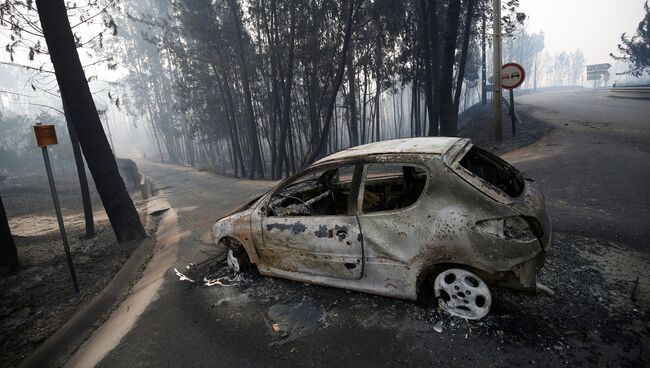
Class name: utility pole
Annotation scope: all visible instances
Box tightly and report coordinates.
[492,0,502,143]
[481,13,487,105]
[533,53,538,91]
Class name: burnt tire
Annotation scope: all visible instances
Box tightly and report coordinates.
[226,247,250,274]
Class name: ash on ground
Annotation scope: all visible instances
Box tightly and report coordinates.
[179,231,648,366]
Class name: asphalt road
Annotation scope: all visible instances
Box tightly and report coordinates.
[69,90,648,367]
[509,90,650,251]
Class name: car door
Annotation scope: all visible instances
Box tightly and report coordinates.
[356,162,430,265]
[259,163,364,280]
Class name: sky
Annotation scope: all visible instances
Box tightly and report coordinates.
[518,0,646,65]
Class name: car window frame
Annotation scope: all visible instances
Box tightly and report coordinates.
[262,161,364,218]
[357,160,430,217]
[445,143,518,205]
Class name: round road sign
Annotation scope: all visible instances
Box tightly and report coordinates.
[501,63,525,89]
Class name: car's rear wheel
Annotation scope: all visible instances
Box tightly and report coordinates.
[434,268,492,320]
[226,246,250,274]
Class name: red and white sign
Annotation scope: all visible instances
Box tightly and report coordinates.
[501,63,525,89]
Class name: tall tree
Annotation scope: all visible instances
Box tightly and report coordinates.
[611,1,650,77]
[419,0,439,137]
[0,194,17,275]
[274,1,297,178]
[449,0,477,132]
[347,38,359,147]
[63,102,94,238]
[438,0,461,136]
[35,0,146,243]
[302,0,356,165]
[227,0,265,179]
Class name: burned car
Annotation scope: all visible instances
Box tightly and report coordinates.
[212,137,551,319]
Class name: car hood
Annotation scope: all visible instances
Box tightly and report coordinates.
[218,194,265,221]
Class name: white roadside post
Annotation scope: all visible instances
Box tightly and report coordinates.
[34,123,80,294]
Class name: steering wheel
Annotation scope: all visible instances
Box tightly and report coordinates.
[270,193,314,216]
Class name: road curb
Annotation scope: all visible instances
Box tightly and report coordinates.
[18,177,158,368]
[610,86,650,99]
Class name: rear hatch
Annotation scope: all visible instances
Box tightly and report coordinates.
[443,141,551,250]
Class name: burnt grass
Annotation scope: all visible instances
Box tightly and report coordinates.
[0,173,142,368]
[457,99,551,155]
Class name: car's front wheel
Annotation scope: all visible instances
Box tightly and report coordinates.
[226,247,250,273]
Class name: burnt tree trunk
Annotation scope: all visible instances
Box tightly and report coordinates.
[35,0,145,243]
[347,39,359,147]
[0,194,17,275]
[438,0,461,137]
[450,0,477,132]
[419,0,435,137]
[275,2,296,179]
[303,0,355,165]
[361,64,368,144]
[227,0,264,179]
[374,24,382,142]
[427,0,440,136]
[63,101,94,239]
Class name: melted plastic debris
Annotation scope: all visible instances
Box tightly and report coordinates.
[204,273,243,287]
[433,320,444,333]
[173,256,252,288]
[174,268,195,283]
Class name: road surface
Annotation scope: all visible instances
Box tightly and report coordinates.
[68,90,648,367]
[510,90,649,250]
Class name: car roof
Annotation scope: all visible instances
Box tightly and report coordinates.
[314,137,467,165]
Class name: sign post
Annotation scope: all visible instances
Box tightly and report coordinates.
[509,89,516,136]
[34,123,79,293]
[501,63,526,137]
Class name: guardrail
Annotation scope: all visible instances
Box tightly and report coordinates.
[610,86,650,99]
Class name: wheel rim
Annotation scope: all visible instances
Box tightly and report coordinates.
[226,249,241,273]
[434,268,492,320]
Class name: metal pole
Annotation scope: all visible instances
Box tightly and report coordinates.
[509,89,516,136]
[492,0,502,143]
[41,146,80,293]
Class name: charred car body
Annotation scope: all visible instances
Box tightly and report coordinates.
[212,137,551,319]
